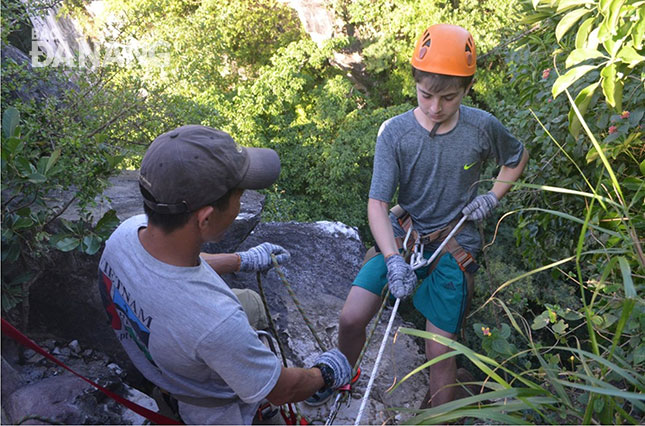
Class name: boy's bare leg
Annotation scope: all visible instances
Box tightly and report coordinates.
[421,320,457,408]
[338,286,382,366]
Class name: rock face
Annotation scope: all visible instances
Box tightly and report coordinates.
[227,222,430,424]
[1,173,430,425]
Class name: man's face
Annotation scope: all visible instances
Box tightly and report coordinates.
[207,189,244,241]
[415,79,470,125]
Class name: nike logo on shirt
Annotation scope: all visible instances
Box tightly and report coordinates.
[463,161,478,170]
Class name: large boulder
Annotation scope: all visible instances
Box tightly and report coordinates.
[223,221,429,424]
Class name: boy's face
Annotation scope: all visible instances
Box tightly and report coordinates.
[415,78,472,125]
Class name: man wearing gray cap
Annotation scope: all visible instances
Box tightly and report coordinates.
[97,125,351,424]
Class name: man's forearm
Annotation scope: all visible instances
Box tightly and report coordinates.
[266,366,325,406]
[200,253,241,274]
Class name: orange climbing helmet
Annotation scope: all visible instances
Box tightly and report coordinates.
[411,24,477,77]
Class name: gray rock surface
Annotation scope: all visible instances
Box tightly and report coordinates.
[225,221,429,425]
[2,338,157,425]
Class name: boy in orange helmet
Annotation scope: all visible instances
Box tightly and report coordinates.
[307,24,529,408]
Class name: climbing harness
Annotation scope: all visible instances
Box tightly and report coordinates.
[354,216,468,426]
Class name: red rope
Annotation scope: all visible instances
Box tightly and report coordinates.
[1,318,182,425]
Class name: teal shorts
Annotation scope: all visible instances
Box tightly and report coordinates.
[353,251,470,334]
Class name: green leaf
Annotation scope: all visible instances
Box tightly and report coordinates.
[94,209,120,236]
[492,338,514,355]
[587,26,601,50]
[500,323,511,339]
[82,235,101,255]
[552,320,569,334]
[1,242,20,262]
[2,136,22,155]
[2,107,20,139]
[14,157,34,177]
[565,48,605,68]
[51,236,80,252]
[36,156,49,175]
[522,11,552,24]
[617,44,645,67]
[569,82,599,138]
[45,149,61,174]
[576,17,597,49]
[634,344,645,365]
[640,159,645,176]
[607,0,627,30]
[557,0,595,13]
[634,6,645,49]
[532,312,550,330]
[552,65,598,98]
[593,396,605,412]
[561,308,584,321]
[12,216,33,230]
[617,256,636,298]
[27,172,47,184]
[601,63,623,108]
[556,8,592,41]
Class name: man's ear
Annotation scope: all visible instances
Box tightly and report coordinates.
[195,206,214,229]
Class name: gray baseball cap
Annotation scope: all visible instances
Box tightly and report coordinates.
[139,125,280,214]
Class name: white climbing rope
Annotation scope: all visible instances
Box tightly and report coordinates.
[354,215,468,425]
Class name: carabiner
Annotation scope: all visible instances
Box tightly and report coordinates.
[410,241,425,271]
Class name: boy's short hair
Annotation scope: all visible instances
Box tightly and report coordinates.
[141,185,238,233]
[411,67,474,92]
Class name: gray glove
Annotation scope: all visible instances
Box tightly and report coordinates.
[237,243,290,272]
[313,348,351,389]
[385,254,417,299]
[462,192,499,221]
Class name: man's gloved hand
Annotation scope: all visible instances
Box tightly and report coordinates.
[313,348,351,390]
[462,192,499,221]
[237,243,290,272]
[385,254,416,299]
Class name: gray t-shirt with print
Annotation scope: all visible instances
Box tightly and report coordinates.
[370,106,524,255]
[98,215,281,425]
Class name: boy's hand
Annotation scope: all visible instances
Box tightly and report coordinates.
[385,254,416,299]
[462,192,498,221]
[313,348,351,389]
[237,243,290,272]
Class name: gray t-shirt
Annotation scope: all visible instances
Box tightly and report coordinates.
[370,106,524,255]
[98,215,281,425]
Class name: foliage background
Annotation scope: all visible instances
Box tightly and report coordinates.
[1,0,643,423]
